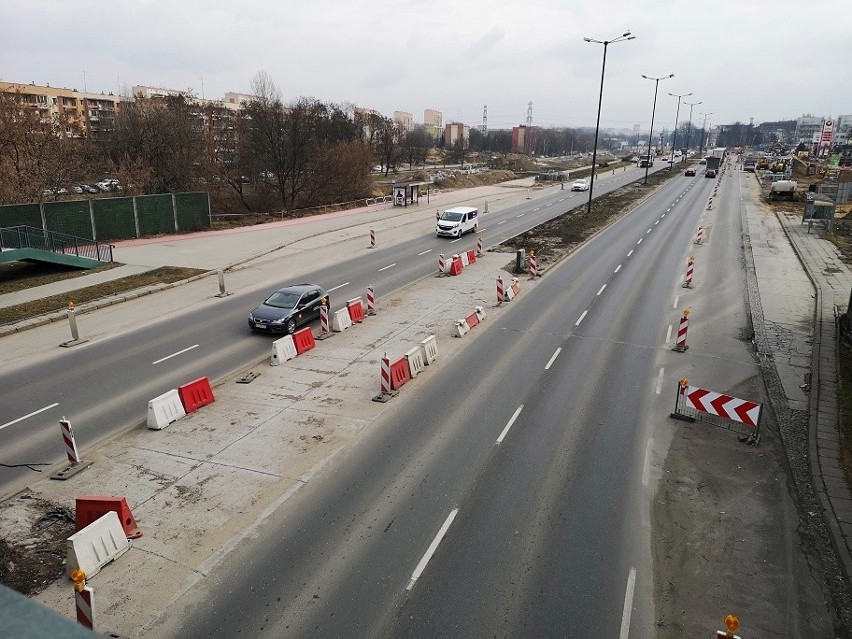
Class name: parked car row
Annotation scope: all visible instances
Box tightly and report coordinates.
[42,179,121,198]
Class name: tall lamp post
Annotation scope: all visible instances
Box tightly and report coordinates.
[699,112,713,157]
[683,100,701,157]
[667,91,692,169]
[583,31,635,215]
[641,73,673,184]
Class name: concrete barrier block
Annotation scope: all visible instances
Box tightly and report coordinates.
[66,511,130,579]
[271,335,297,366]
[332,308,353,332]
[147,389,186,430]
[421,335,438,364]
[405,346,425,377]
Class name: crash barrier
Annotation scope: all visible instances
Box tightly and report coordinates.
[503,278,521,302]
[347,298,365,323]
[333,307,353,331]
[178,377,215,413]
[449,255,463,276]
[405,346,425,377]
[390,356,412,390]
[466,249,477,264]
[460,251,469,267]
[421,335,439,364]
[147,389,186,430]
[66,511,130,579]
[455,306,487,337]
[271,335,298,365]
[76,496,141,539]
[292,327,316,354]
[671,379,762,440]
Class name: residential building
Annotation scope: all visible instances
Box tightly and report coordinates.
[394,110,413,132]
[795,115,825,147]
[834,114,852,147]
[444,122,469,149]
[511,125,539,154]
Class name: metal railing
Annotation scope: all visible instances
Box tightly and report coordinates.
[0,225,113,262]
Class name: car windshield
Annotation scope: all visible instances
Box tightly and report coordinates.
[440,212,463,222]
[264,290,301,309]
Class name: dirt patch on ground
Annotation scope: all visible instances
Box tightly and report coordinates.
[0,265,207,325]
[0,261,124,296]
[0,493,75,596]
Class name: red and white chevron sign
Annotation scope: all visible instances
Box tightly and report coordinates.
[684,386,761,427]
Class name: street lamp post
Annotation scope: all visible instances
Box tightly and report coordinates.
[641,73,673,184]
[583,31,635,215]
[667,91,692,169]
[683,100,701,156]
[699,112,713,157]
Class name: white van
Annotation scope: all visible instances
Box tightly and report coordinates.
[436,206,478,238]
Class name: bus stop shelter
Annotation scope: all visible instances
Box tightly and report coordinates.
[391,180,433,207]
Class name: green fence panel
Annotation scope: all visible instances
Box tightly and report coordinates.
[92,198,136,241]
[44,201,94,239]
[135,194,175,236]
[174,192,211,233]
[0,203,42,228]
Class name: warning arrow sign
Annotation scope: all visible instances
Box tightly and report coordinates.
[685,386,761,427]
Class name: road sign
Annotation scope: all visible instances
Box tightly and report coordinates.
[684,386,761,427]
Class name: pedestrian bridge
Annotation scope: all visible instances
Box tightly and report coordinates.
[0,225,113,268]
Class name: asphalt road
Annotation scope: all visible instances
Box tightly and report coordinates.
[160,170,713,637]
[0,164,669,497]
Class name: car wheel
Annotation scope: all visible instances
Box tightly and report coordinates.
[286,318,297,334]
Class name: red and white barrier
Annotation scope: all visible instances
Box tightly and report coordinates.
[369,229,375,248]
[380,353,391,394]
[75,585,95,630]
[674,310,689,352]
[59,418,81,464]
[706,198,713,210]
[455,306,487,338]
[683,385,761,427]
[497,276,504,304]
[438,253,446,274]
[694,227,704,245]
[530,252,538,278]
[683,257,694,288]
[366,285,376,315]
[271,335,298,364]
[477,235,483,256]
[320,303,330,334]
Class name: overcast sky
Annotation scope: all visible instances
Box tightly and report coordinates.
[4,0,850,133]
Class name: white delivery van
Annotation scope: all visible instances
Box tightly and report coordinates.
[436,206,478,238]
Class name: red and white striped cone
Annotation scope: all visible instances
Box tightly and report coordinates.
[59,417,81,464]
[370,229,375,248]
[438,253,446,274]
[380,353,391,394]
[674,310,690,352]
[366,285,376,315]
[530,252,538,278]
[497,276,505,304]
[476,235,483,256]
[320,302,329,333]
[694,227,704,245]
[683,257,694,288]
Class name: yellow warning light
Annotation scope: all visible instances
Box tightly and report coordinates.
[680,377,688,387]
[67,300,75,309]
[689,255,695,261]
[682,308,690,318]
[70,568,86,591]
[725,615,740,632]
[530,249,536,256]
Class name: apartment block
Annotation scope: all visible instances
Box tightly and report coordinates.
[394,110,413,132]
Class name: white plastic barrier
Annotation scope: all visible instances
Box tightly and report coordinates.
[332,308,353,332]
[475,305,487,322]
[147,389,186,430]
[460,251,469,267]
[271,335,298,366]
[421,335,438,364]
[405,346,426,377]
[66,511,130,579]
[454,319,469,338]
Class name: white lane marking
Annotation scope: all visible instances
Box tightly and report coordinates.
[637,238,642,245]
[661,213,665,218]
[153,344,199,365]
[665,325,672,343]
[575,310,588,326]
[673,295,679,309]
[655,367,664,394]
[654,220,659,225]
[545,348,561,370]
[643,439,653,486]
[546,203,553,207]
[517,213,526,217]
[597,284,606,296]
[497,405,524,444]
[407,507,459,590]
[646,228,651,234]
[497,220,506,225]
[533,208,540,211]
[666,207,671,212]
[326,282,349,293]
[614,264,622,273]
[449,238,462,244]
[0,403,59,431]
[417,249,433,256]
[378,263,396,271]
[619,567,637,639]
[627,250,633,257]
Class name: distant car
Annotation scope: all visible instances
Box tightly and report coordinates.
[705,169,717,178]
[248,284,329,334]
[71,185,84,194]
[82,184,99,194]
[699,158,707,165]
[571,179,590,191]
[684,168,696,176]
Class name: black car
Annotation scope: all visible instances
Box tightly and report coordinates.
[248,284,329,334]
[705,169,717,178]
[684,168,696,176]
